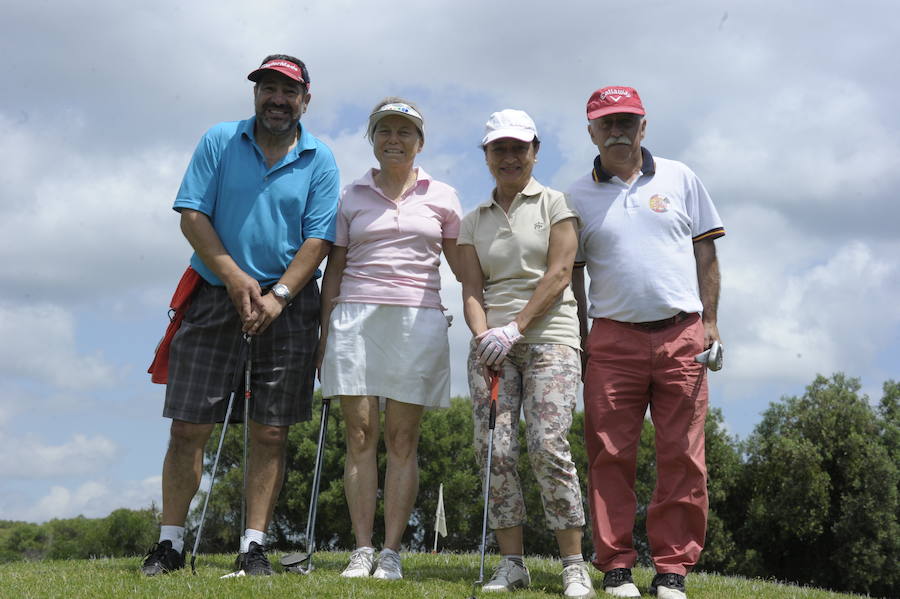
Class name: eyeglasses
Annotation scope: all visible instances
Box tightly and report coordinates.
[593,115,642,131]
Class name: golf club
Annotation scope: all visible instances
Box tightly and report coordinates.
[281,396,332,574]
[468,372,500,599]
[223,335,253,578]
[190,334,251,575]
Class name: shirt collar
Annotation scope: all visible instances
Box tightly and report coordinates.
[477,177,544,208]
[352,166,432,191]
[241,117,317,154]
[592,146,655,182]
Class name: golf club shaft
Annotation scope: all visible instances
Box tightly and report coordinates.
[305,398,330,557]
[190,384,238,572]
[477,375,500,584]
[478,418,494,582]
[241,336,251,544]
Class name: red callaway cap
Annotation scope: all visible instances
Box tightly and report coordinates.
[247,60,306,86]
[586,86,645,120]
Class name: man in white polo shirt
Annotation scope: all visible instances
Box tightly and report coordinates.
[568,86,724,599]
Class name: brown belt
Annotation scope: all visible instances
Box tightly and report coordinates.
[621,311,692,331]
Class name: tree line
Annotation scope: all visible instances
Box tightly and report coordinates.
[1,373,897,597]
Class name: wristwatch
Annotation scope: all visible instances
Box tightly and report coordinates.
[272,283,292,302]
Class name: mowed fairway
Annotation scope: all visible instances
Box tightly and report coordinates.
[0,551,868,599]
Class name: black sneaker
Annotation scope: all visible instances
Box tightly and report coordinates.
[649,572,686,598]
[235,541,274,576]
[141,540,184,576]
[602,568,640,597]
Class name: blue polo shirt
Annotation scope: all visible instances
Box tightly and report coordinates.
[173,117,340,286]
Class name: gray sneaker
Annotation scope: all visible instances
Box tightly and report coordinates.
[482,558,531,592]
[563,562,597,598]
[341,547,376,578]
[372,550,403,580]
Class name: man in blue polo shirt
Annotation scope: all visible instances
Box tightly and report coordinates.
[141,54,339,577]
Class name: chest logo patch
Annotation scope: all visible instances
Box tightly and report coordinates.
[649,194,670,213]
[534,221,545,230]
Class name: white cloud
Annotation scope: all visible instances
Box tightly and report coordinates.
[683,80,900,214]
[723,232,900,385]
[0,304,120,390]
[0,116,189,302]
[2,476,162,523]
[0,431,118,478]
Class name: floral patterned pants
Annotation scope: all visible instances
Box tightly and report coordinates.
[469,342,585,531]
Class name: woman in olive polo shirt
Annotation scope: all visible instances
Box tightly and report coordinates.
[457,109,593,599]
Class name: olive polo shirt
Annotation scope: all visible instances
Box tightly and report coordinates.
[458,178,581,350]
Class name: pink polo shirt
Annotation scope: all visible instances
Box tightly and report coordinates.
[333,167,462,309]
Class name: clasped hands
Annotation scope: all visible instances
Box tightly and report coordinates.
[475,321,523,367]
[225,273,284,335]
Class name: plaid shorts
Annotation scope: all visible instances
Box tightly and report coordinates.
[163,280,319,426]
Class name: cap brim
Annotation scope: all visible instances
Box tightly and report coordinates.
[587,105,645,120]
[367,110,424,140]
[481,128,536,146]
[247,65,305,85]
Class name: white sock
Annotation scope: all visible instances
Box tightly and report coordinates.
[240,528,266,553]
[503,554,525,567]
[357,546,375,554]
[562,553,585,568]
[380,547,400,559]
[159,525,185,554]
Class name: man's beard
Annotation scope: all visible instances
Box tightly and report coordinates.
[257,103,299,136]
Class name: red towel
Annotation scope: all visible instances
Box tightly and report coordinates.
[148,266,203,384]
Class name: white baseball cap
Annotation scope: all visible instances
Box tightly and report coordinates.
[481,109,538,146]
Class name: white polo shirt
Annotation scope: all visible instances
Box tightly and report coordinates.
[567,148,724,323]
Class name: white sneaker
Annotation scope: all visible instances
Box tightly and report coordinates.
[482,558,531,592]
[340,548,375,578]
[650,573,686,599]
[372,550,403,580]
[562,563,597,598]
[655,586,686,599]
[602,568,641,597]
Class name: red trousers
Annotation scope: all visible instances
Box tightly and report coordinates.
[583,315,708,576]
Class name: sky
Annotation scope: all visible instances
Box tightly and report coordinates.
[1,0,898,524]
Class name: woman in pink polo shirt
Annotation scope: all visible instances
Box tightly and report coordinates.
[458,110,593,598]
[318,97,462,581]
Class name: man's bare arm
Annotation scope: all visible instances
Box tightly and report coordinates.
[244,237,332,336]
[180,209,260,323]
[694,238,721,348]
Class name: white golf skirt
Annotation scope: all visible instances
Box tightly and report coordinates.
[320,302,451,409]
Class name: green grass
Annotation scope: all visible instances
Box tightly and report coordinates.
[0,551,867,599]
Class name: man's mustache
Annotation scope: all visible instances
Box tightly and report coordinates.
[605,135,632,147]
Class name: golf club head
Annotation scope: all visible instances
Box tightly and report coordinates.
[220,569,246,578]
[694,340,723,371]
[284,562,315,575]
[281,551,314,575]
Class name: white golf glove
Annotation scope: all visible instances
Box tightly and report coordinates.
[475,322,523,367]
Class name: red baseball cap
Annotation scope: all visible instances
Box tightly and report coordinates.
[586,86,645,120]
[247,59,306,86]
